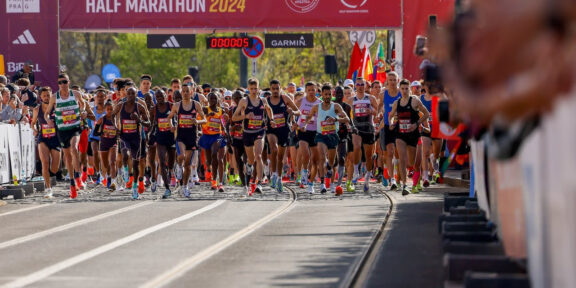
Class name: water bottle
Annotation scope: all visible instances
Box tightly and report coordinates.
[13,174,18,186]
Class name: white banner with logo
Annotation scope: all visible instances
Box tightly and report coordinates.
[0,123,36,184]
[0,125,10,184]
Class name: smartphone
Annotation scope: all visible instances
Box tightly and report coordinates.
[438,101,450,122]
[429,15,437,28]
[415,35,427,56]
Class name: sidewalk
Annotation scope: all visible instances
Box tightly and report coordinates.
[363,185,469,288]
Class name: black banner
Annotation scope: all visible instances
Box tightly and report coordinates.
[147,34,196,49]
[265,34,314,48]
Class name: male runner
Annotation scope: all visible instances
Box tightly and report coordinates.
[45,73,95,199]
[150,90,177,198]
[304,84,350,194]
[31,87,61,198]
[267,79,300,193]
[199,92,228,192]
[231,78,274,195]
[346,77,379,194]
[295,82,322,193]
[378,71,401,190]
[388,79,430,195]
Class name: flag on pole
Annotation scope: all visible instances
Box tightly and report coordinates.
[346,42,363,79]
[373,42,387,83]
[361,45,373,81]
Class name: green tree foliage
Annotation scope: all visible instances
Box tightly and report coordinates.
[61,31,388,89]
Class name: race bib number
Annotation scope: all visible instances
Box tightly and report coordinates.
[232,124,243,139]
[122,119,137,134]
[273,113,285,128]
[41,124,55,138]
[248,116,263,129]
[103,125,117,138]
[62,109,77,124]
[179,114,194,128]
[399,119,411,133]
[354,104,369,117]
[207,117,221,133]
[158,118,171,132]
[321,120,336,135]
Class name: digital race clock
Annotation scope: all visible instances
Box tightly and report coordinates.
[206,36,253,49]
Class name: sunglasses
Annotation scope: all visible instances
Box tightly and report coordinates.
[58,80,69,85]
[224,97,232,100]
[204,90,211,93]
[355,83,365,87]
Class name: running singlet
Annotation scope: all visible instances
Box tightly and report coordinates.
[54,90,81,131]
[231,106,244,139]
[316,103,339,135]
[397,96,420,134]
[299,97,322,131]
[177,101,198,134]
[89,105,106,141]
[202,107,223,135]
[352,95,374,132]
[119,103,140,139]
[420,94,432,123]
[38,105,56,139]
[155,103,173,133]
[383,90,401,126]
[267,95,289,129]
[243,97,266,133]
[101,118,117,139]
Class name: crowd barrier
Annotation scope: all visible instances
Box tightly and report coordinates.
[0,123,36,185]
[469,93,576,288]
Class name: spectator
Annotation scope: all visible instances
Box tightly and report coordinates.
[15,78,38,107]
[0,75,7,86]
[11,62,35,85]
[0,93,24,124]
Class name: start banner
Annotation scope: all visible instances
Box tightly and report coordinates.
[59,0,402,30]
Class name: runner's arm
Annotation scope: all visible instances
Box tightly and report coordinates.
[302,105,318,129]
[388,101,398,128]
[137,103,151,127]
[44,94,56,123]
[284,95,301,116]
[31,107,39,135]
[195,101,207,125]
[231,99,246,122]
[334,104,350,124]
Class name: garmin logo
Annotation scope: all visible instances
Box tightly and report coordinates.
[265,34,314,49]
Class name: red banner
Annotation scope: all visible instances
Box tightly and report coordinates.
[59,0,402,30]
[1,0,60,89]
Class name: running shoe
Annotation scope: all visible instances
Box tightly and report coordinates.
[94,175,101,185]
[43,188,53,199]
[423,179,430,188]
[416,182,423,192]
[352,172,359,184]
[331,185,336,194]
[162,188,171,199]
[126,176,134,189]
[210,180,217,190]
[75,178,85,190]
[276,180,283,193]
[145,177,151,187]
[81,171,88,183]
[70,185,78,199]
[363,181,370,194]
[205,171,213,182]
[191,174,200,183]
[183,186,191,198]
[138,181,145,194]
[307,183,315,194]
[218,185,224,193]
[109,182,116,191]
[103,177,108,187]
[151,181,157,193]
[382,176,389,187]
[132,186,138,199]
[402,185,410,196]
[411,185,420,194]
[228,174,235,185]
[170,176,177,187]
[254,184,263,194]
[244,186,251,197]
[270,174,277,189]
[320,184,327,194]
[390,182,398,191]
[346,181,354,192]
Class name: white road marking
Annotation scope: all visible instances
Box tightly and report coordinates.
[141,190,297,288]
[1,200,225,288]
[0,201,153,250]
[0,204,52,218]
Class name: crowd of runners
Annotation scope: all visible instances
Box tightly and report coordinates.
[1,71,448,200]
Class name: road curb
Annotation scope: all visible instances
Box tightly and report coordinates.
[444,176,470,188]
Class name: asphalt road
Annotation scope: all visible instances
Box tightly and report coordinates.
[0,180,393,288]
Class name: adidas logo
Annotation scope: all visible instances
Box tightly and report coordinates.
[161,36,180,48]
[12,29,36,45]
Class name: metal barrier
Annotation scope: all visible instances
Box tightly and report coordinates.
[0,122,36,185]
